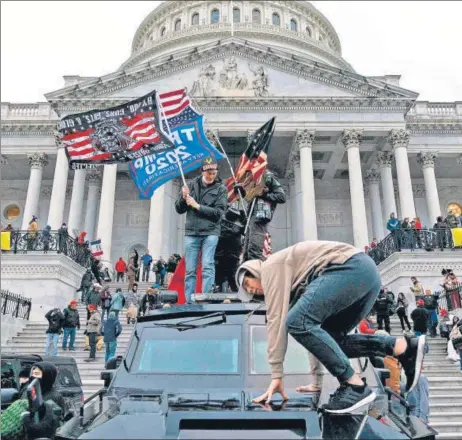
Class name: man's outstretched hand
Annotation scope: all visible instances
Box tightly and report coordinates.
[253,378,289,404]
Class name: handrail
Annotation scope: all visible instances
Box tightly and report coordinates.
[4,230,93,269]
[1,289,32,320]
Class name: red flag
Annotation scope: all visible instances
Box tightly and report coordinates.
[168,256,203,305]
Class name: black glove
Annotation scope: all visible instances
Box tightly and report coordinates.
[233,184,247,198]
[22,402,58,440]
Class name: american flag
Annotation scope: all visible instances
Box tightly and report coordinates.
[263,233,272,260]
[226,117,275,204]
[61,89,197,168]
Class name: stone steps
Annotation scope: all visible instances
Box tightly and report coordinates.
[430,412,462,423]
[431,422,462,433]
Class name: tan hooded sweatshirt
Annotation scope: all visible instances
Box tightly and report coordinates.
[236,240,360,379]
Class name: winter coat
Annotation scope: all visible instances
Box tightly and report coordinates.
[77,232,87,245]
[386,218,401,232]
[81,270,93,288]
[140,293,158,315]
[45,308,64,334]
[252,172,286,219]
[446,213,459,228]
[434,220,448,230]
[396,296,408,311]
[359,318,375,335]
[41,226,52,244]
[141,254,153,266]
[154,260,165,273]
[166,257,178,273]
[87,311,101,334]
[411,307,429,333]
[86,289,101,307]
[63,307,80,329]
[410,282,424,296]
[110,292,124,311]
[374,294,393,316]
[127,263,136,278]
[101,314,122,343]
[100,289,112,309]
[175,175,228,236]
[115,259,127,273]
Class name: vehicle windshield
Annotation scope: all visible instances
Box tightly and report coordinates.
[250,325,310,374]
[132,325,240,375]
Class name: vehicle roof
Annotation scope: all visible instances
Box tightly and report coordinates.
[2,353,78,366]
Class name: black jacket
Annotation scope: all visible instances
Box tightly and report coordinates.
[45,309,64,334]
[256,172,286,213]
[63,307,80,329]
[166,257,178,273]
[140,293,158,315]
[411,307,429,333]
[175,176,228,236]
[80,270,93,289]
[374,294,393,316]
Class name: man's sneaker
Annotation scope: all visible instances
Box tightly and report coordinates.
[69,348,76,352]
[62,347,67,351]
[84,358,96,363]
[322,380,376,414]
[397,334,426,393]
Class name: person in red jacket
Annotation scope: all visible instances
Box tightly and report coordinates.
[115,257,127,283]
[77,231,87,245]
[359,316,376,335]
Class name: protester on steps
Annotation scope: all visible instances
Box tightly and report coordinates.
[44,307,64,357]
[115,257,127,283]
[85,305,101,363]
[77,269,93,303]
[126,303,137,325]
[110,288,125,319]
[127,258,136,292]
[62,300,80,352]
[373,288,393,334]
[99,287,112,322]
[139,287,158,316]
[236,240,426,413]
[141,250,153,282]
[409,276,424,297]
[396,292,412,332]
[101,311,122,363]
[86,283,102,321]
[411,300,430,336]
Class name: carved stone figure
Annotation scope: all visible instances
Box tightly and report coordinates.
[219,58,248,90]
[191,64,216,97]
[249,64,269,97]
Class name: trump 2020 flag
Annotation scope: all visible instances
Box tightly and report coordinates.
[59,90,174,170]
[129,114,224,199]
[90,239,103,258]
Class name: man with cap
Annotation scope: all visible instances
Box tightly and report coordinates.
[235,240,426,414]
[62,300,80,351]
[175,157,227,304]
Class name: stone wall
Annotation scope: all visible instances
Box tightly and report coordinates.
[1,314,28,345]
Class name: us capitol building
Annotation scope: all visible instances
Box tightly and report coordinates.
[1,1,461,310]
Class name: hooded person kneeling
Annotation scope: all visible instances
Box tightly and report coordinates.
[236,240,427,414]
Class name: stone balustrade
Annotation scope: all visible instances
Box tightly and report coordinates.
[407,101,462,119]
[1,102,58,120]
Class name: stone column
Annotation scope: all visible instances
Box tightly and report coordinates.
[161,181,173,259]
[96,164,117,266]
[293,156,303,243]
[342,129,369,249]
[83,169,102,241]
[67,169,87,236]
[284,182,292,246]
[389,129,416,219]
[417,152,441,224]
[295,129,318,241]
[21,153,49,230]
[148,186,166,260]
[364,169,384,240]
[47,147,70,229]
[288,176,297,245]
[376,151,397,221]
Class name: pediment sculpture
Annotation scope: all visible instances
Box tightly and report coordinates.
[191,58,270,98]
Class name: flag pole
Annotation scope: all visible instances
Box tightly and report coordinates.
[156,92,187,188]
[188,93,248,215]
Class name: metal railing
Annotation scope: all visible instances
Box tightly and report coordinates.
[1,289,32,320]
[433,282,462,312]
[368,228,456,266]
[4,230,92,268]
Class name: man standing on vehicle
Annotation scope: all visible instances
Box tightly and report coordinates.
[175,158,228,303]
[236,240,426,413]
[44,307,64,357]
[62,300,80,352]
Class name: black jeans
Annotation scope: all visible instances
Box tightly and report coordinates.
[215,256,239,292]
[286,253,396,382]
[244,217,268,261]
[88,332,97,359]
[116,272,124,282]
[377,314,391,334]
[397,308,411,331]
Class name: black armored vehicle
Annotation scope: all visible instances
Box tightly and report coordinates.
[57,299,437,439]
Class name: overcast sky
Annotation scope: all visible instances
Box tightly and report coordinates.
[2,1,461,102]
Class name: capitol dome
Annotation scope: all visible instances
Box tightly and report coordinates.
[122,0,353,72]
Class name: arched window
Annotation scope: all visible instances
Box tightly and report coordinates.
[306,26,312,37]
[174,19,181,31]
[191,13,199,26]
[252,8,261,24]
[233,7,240,23]
[272,13,280,26]
[160,26,166,37]
[290,19,297,31]
[211,9,220,24]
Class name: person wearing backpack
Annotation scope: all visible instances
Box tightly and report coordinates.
[44,308,64,357]
[84,305,101,363]
[110,288,125,319]
[99,287,112,322]
[101,311,122,363]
